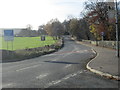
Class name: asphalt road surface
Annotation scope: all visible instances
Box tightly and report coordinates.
[2,36,119,88]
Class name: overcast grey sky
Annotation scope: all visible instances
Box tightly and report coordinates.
[0,0,87,30]
[0,0,119,30]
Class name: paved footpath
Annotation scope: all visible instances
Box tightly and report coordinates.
[76,41,120,81]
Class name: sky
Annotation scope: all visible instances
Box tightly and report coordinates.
[0,0,87,30]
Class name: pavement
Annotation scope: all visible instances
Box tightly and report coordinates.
[76,41,120,81]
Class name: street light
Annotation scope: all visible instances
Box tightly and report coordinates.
[115,0,119,57]
[107,0,119,57]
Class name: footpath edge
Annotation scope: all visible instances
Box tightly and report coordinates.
[75,40,120,81]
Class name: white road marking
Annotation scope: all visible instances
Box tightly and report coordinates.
[91,49,96,54]
[53,80,61,84]
[63,76,70,80]
[71,50,89,54]
[75,51,80,53]
[45,71,83,88]
[46,80,62,87]
[51,59,57,61]
[42,54,55,57]
[36,73,48,79]
[2,83,14,88]
[65,64,72,68]
[16,64,40,72]
[84,50,88,52]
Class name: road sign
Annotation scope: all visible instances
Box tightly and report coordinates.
[41,35,45,41]
[101,32,105,36]
[4,30,14,41]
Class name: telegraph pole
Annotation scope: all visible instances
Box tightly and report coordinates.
[115,0,119,57]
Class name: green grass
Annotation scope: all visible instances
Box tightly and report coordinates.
[0,36,57,50]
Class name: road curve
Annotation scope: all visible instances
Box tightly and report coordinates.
[2,36,119,88]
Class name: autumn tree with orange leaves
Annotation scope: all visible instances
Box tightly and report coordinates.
[83,0,116,40]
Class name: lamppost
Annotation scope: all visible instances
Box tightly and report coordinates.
[108,0,119,57]
[115,0,119,57]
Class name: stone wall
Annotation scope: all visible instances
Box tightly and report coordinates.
[2,39,64,63]
[82,40,120,49]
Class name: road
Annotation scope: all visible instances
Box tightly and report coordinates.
[2,36,119,88]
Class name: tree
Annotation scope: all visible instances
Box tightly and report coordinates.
[83,0,116,40]
[26,24,32,30]
[66,18,94,40]
[18,29,38,37]
[78,19,95,40]
[38,25,47,35]
[44,19,65,39]
[26,24,33,36]
[62,20,70,35]
[69,18,79,37]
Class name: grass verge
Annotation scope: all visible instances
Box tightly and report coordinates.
[1,36,57,50]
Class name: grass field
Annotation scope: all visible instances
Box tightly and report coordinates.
[0,36,57,50]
